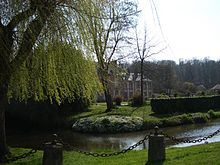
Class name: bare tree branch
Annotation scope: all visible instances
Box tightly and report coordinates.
[7,8,36,31]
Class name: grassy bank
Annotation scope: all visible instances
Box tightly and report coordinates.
[7,141,220,165]
[68,103,220,131]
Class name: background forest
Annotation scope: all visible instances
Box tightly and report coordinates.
[127,58,220,96]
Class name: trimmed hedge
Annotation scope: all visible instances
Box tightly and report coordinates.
[151,96,220,114]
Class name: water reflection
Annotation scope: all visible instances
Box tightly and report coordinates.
[72,119,220,151]
[170,121,220,148]
[7,119,220,151]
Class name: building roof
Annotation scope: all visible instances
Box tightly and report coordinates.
[126,73,151,82]
[211,84,220,90]
[128,73,134,81]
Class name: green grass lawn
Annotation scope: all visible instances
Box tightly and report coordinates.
[68,103,158,121]
[7,141,220,165]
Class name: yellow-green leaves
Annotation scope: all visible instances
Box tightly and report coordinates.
[8,41,102,105]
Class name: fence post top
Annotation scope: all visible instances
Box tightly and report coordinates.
[154,126,159,136]
[44,134,63,147]
[51,134,58,145]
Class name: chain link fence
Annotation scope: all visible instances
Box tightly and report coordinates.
[1,127,220,163]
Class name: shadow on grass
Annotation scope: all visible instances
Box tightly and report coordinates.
[104,106,141,116]
[149,112,183,119]
[74,111,107,119]
[146,160,164,165]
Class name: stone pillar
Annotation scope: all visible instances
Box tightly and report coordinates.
[42,134,63,165]
[147,126,165,163]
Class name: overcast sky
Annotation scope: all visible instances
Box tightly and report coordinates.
[137,0,220,63]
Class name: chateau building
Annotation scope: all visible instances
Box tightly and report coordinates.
[112,73,153,101]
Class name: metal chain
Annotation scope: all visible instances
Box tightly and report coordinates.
[58,134,149,157]
[2,127,219,162]
[162,128,220,144]
[1,148,37,164]
[0,142,44,164]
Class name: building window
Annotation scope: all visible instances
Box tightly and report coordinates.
[124,92,128,100]
[145,92,148,97]
[143,83,146,89]
[136,82,140,89]
[129,82,133,89]
[115,90,118,96]
[149,83,151,89]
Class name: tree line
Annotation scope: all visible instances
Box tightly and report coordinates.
[128,58,220,95]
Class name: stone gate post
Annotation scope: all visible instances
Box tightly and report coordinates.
[147,126,165,163]
[42,134,63,165]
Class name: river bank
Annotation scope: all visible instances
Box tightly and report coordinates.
[6,141,220,165]
[70,103,220,133]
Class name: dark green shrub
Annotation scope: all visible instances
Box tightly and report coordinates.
[5,98,90,130]
[180,114,194,124]
[162,118,181,127]
[212,96,220,109]
[208,109,217,119]
[114,96,123,106]
[215,112,220,118]
[5,100,64,131]
[132,94,143,106]
[192,114,209,123]
[101,118,110,126]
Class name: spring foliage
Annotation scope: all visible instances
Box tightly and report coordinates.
[7,42,102,105]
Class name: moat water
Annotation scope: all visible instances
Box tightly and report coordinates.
[7,119,220,151]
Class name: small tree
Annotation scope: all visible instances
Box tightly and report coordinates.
[135,27,166,105]
[182,82,197,96]
[114,95,123,106]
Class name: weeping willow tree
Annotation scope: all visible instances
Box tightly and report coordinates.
[0,0,104,158]
[75,0,138,111]
[8,41,101,105]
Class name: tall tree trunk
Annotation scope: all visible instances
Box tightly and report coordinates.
[104,86,113,112]
[0,27,12,158]
[140,59,144,105]
[0,109,9,158]
[0,80,10,158]
[99,68,114,112]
